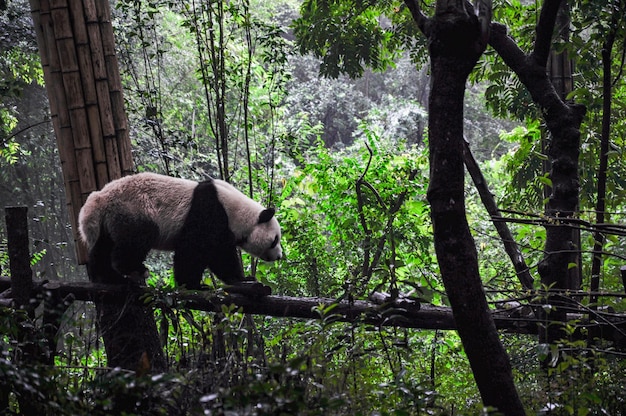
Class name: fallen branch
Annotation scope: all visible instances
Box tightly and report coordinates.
[2,276,626,343]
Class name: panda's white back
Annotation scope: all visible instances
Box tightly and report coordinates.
[80,172,197,250]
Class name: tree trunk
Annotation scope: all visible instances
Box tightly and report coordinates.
[28,0,164,372]
[548,1,580,292]
[488,0,586,367]
[94,287,166,372]
[589,0,621,311]
[405,1,525,413]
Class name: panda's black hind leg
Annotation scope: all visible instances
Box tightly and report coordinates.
[108,219,159,281]
[87,232,126,284]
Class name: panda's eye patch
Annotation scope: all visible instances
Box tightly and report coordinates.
[270,235,279,249]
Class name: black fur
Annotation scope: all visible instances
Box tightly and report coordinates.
[88,212,160,285]
[258,208,275,224]
[172,179,244,288]
[87,229,124,285]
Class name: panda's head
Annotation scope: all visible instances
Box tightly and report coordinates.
[213,179,283,262]
[239,208,282,262]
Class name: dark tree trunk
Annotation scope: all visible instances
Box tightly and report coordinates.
[488,0,586,364]
[5,207,40,415]
[93,286,167,372]
[5,207,33,312]
[548,1,580,292]
[405,1,525,413]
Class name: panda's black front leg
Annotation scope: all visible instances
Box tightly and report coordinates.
[173,252,207,289]
[173,239,245,289]
[205,243,247,286]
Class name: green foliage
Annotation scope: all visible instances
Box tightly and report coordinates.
[293,0,425,79]
[0,0,43,166]
[0,139,20,165]
[499,120,545,211]
[274,135,435,299]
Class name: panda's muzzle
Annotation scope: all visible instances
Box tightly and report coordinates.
[262,250,282,262]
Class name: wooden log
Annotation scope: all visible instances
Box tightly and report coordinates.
[66,0,87,45]
[96,1,132,176]
[2,276,626,344]
[67,179,87,261]
[86,23,107,80]
[0,277,539,333]
[82,0,97,22]
[94,0,112,32]
[117,127,134,176]
[56,37,79,73]
[76,45,97,103]
[49,5,72,40]
[223,281,273,297]
[94,80,115,136]
[48,0,67,10]
[103,135,122,179]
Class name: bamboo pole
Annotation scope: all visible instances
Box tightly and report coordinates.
[29,0,134,264]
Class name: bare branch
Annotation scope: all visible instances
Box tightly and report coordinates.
[462,140,534,290]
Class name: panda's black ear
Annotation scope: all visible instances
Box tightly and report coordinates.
[258,208,275,224]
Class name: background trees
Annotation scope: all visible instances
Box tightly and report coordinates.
[1,0,626,414]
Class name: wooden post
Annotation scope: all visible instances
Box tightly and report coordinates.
[94,287,167,372]
[5,207,33,313]
[4,207,41,414]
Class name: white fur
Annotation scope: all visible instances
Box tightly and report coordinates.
[79,173,196,250]
[213,179,282,261]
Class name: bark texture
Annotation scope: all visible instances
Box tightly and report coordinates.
[405,1,525,413]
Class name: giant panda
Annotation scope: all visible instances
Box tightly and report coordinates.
[78,172,282,289]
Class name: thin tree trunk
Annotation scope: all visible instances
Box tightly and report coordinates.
[462,140,534,290]
[590,2,620,309]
